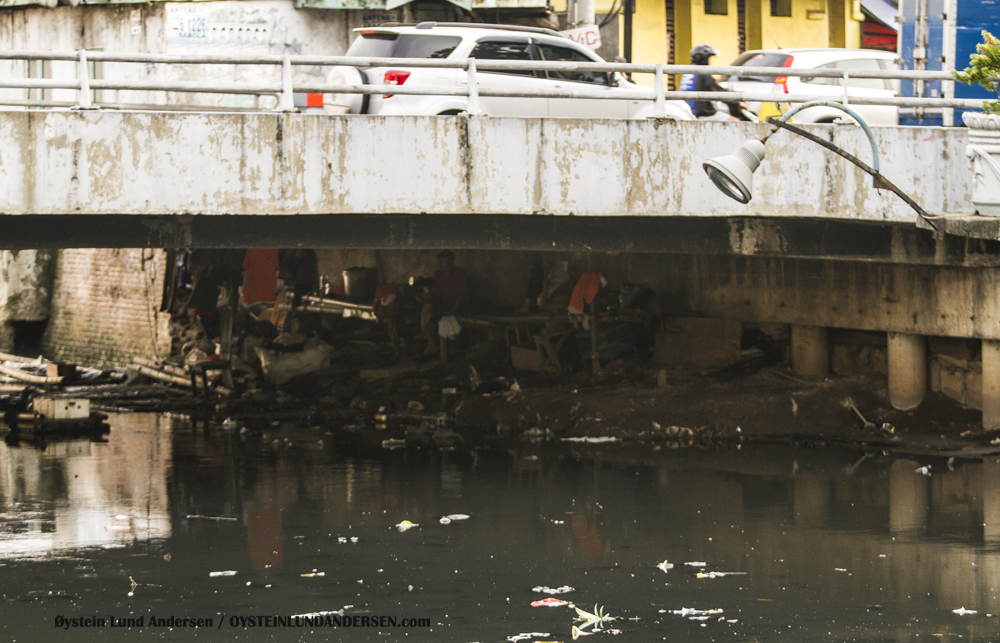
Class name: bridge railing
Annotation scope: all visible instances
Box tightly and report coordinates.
[0,48,987,116]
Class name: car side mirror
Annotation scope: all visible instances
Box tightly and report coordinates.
[606,72,618,87]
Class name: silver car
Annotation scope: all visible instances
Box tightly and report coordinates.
[722,48,900,125]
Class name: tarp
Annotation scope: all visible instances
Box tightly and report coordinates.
[860,0,898,32]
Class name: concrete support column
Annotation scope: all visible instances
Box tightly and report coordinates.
[982,340,1000,430]
[792,477,832,528]
[889,459,929,533]
[984,460,1000,543]
[887,332,926,411]
[790,325,828,378]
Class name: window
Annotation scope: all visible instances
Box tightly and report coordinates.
[802,59,891,89]
[469,39,538,77]
[732,52,792,81]
[705,0,728,15]
[801,62,838,85]
[347,34,461,59]
[536,43,609,85]
[837,59,889,90]
[770,0,792,16]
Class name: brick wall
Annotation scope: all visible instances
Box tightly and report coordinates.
[42,248,171,366]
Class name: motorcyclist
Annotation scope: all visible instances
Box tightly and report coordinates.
[680,44,747,121]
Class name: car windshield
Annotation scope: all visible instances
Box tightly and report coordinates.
[730,52,792,82]
[347,33,461,59]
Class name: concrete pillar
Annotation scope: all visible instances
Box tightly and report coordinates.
[792,477,831,528]
[887,332,926,411]
[982,340,1000,430]
[790,325,828,377]
[984,461,1000,543]
[889,459,929,533]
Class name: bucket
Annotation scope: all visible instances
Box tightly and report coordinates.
[342,267,378,303]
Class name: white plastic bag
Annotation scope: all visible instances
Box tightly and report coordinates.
[438,315,462,339]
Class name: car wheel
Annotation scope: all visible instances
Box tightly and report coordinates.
[324,66,368,115]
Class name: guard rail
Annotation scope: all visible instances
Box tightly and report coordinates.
[0,48,989,116]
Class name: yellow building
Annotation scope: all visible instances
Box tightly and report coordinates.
[552,0,864,86]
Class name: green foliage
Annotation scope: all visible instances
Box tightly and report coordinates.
[953,30,1000,113]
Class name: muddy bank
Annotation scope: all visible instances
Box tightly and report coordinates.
[0,328,991,461]
[346,355,991,459]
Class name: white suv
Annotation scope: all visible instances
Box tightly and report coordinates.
[721,48,900,126]
[324,22,693,120]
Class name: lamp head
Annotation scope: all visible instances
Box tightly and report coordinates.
[703,139,767,204]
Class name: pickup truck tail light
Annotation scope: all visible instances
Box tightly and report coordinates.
[384,70,410,98]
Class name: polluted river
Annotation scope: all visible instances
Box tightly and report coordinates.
[2,412,1000,642]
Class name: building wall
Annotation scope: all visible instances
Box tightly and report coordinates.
[828,0,861,48]
[621,0,669,87]
[42,248,171,366]
[754,0,830,50]
[675,0,741,66]
[0,1,370,108]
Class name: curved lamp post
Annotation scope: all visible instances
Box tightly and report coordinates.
[702,100,939,233]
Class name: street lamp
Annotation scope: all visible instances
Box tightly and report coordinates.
[702,139,766,204]
[702,100,939,233]
[703,101,880,205]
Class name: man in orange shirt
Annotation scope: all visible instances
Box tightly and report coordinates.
[568,271,607,328]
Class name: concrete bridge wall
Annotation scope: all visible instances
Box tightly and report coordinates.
[0,111,973,221]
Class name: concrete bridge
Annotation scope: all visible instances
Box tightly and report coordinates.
[3,109,1000,428]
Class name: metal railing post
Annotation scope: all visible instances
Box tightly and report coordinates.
[278,52,295,112]
[75,49,93,109]
[653,64,665,117]
[466,58,481,116]
[842,70,850,106]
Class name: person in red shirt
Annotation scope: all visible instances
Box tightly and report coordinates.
[420,250,468,356]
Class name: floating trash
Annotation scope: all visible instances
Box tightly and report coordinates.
[396,520,418,532]
[953,607,978,615]
[209,571,238,577]
[532,586,575,595]
[560,437,620,444]
[300,572,326,578]
[337,537,347,544]
[574,604,619,628]
[382,439,405,449]
[507,633,550,642]
[684,562,707,567]
[915,465,932,476]
[186,515,238,521]
[656,560,675,573]
[440,514,470,524]
[104,525,131,532]
[530,598,570,607]
[666,607,724,617]
[696,571,747,579]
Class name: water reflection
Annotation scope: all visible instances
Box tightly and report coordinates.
[0,414,998,641]
[0,416,171,559]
